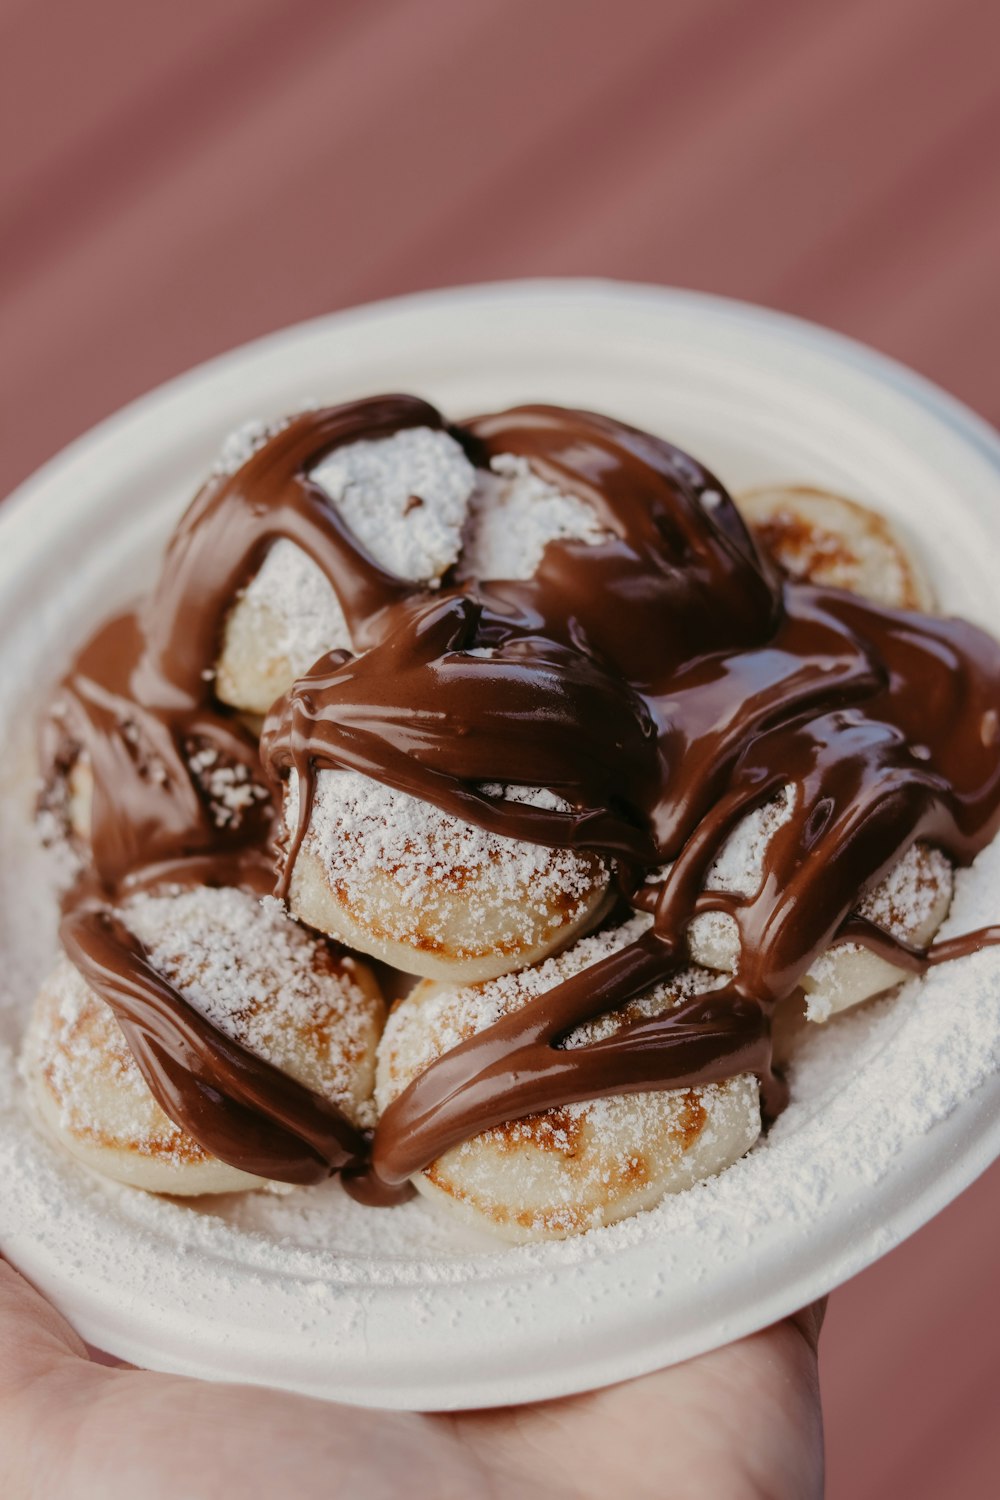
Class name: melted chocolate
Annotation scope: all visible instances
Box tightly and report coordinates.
[48,397,439,1179]
[46,398,1000,1197]
[61,899,366,1183]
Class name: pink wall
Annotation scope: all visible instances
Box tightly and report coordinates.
[2,2,998,1492]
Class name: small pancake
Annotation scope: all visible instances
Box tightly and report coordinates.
[21,885,385,1196]
[802,842,954,1021]
[215,426,477,714]
[736,484,934,610]
[284,770,612,984]
[682,806,953,1019]
[22,962,264,1195]
[38,741,269,867]
[375,918,761,1242]
[725,484,947,1013]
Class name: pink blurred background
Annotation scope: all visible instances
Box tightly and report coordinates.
[2,1,998,1492]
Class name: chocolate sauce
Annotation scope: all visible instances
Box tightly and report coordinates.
[46,399,1000,1196]
[61,900,367,1183]
[47,397,439,1179]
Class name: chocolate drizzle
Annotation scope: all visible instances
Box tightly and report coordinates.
[61,898,367,1183]
[46,397,1000,1198]
[47,396,439,1182]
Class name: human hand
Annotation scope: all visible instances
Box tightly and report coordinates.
[0,1257,823,1499]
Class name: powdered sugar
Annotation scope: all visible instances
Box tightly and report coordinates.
[21,961,213,1167]
[186,745,268,830]
[233,539,351,678]
[857,841,953,931]
[480,781,571,812]
[650,788,797,972]
[213,417,291,476]
[290,768,605,955]
[17,882,379,1153]
[218,433,605,702]
[122,885,378,1122]
[460,452,606,581]
[311,426,475,581]
[377,917,649,1102]
[657,791,954,989]
[803,843,955,1022]
[224,426,476,678]
[211,401,319,477]
[378,912,736,1134]
[705,785,797,896]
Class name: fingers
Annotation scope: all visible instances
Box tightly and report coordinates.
[0,1258,101,1500]
[789,1296,828,1355]
[0,1256,90,1391]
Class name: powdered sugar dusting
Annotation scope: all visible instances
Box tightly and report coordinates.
[857,842,953,931]
[224,426,476,679]
[378,914,737,1129]
[311,426,475,581]
[186,745,268,830]
[663,792,953,987]
[377,917,649,1101]
[22,961,208,1163]
[804,843,955,1020]
[651,788,796,972]
[291,769,605,955]
[212,401,319,477]
[480,781,571,812]
[460,452,606,581]
[705,785,796,896]
[234,539,351,678]
[122,885,379,1124]
[213,417,290,477]
[219,434,604,702]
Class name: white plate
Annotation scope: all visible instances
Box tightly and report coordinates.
[2,280,1000,1411]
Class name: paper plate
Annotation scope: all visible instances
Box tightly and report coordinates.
[2,280,999,1410]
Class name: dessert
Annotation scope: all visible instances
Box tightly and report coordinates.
[280,769,611,982]
[23,885,383,1194]
[375,917,761,1240]
[735,485,933,610]
[24,395,1000,1242]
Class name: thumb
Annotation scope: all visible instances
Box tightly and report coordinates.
[0,1256,91,1393]
[789,1296,828,1355]
[0,1257,107,1499]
